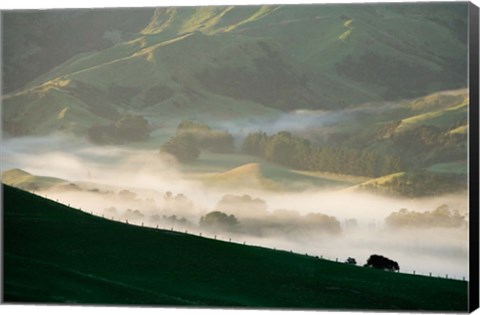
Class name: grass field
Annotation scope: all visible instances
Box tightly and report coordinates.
[180,152,351,190]
[428,161,468,174]
[2,169,67,191]
[3,184,468,310]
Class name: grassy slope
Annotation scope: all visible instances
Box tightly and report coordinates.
[2,169,67,190]
[2,4,468,136]
[395,98,468,134]
[3,184,467,310]
[311,89,468,173]
[180,153,350,190]
[346,172,406,192]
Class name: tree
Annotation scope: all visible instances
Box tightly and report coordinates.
[242,131,268,156]
[365,254,399,272]
[113,114,150,141]
[203,130,234,153]
[199,211,239,231]
[160,133,200,162]
[176,121,234,153]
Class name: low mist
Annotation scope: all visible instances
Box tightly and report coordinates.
[1,134,469,279]
[214,101,404,141]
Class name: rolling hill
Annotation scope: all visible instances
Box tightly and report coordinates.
[3,184,468,310]
[2,3,468,137]
[204,162,348,191]
[1,168,68,191]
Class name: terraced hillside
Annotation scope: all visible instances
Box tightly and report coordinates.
[3,184,468,310]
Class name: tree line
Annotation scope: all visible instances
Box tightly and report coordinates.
[242,131,402,177]
[359,171,467,197]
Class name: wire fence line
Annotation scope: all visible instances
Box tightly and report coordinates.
[14,186,468,282]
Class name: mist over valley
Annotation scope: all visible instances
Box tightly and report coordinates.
[1,3,472,308]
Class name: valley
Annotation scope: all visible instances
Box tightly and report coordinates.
[1,2,471,309]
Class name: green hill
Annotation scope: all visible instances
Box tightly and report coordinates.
[2,3,468,137]
[2,168,68,191]
[203,162,348,191]
[3,184,467,310]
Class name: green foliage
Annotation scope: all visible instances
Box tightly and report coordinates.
[242,131,403,177]
[174,121,235,154]
[177,120,212,132]
[391,124,467,168]
[264,132,313,169]
[242,131,268,156]
[360,171,466,197]
[160,132,200,162]
[113,114,150,141]
[385,205,466,229]
[87,114,150,144]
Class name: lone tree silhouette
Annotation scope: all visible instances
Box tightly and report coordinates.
[365,254,399,272]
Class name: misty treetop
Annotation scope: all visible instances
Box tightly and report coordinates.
[200,211,240,233]
[385,204,467,229]
[177,120,234,154]
[160,121,234,162]
[160,132,200,162]
[212,194,342,237]
[215,194,269,219]
[359,171,467,197]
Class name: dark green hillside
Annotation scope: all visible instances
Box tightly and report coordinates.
[1,9,153,93]
[3,185,467,310]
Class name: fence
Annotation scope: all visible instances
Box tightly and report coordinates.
[13,185,468,282]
